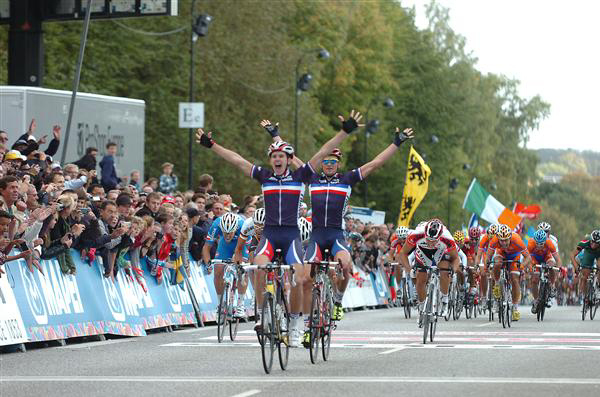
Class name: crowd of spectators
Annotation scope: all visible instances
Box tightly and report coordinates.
[0,119,398,289]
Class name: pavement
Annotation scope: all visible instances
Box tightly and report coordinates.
[1,304,600,397]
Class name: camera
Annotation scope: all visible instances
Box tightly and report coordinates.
[80,207,91,215]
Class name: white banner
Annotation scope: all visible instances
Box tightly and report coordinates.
[0,272,28,346]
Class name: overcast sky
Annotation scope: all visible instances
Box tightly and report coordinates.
[403,0,599,152]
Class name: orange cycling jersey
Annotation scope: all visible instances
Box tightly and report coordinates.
[489,233,527,272]
[527,238,557,264]
[478,234,491,252]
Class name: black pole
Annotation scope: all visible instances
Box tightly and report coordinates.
[61,0,93,165]
[188,0,196,190]
[293,60,300,152]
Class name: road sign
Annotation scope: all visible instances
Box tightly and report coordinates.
[179,102,204,128]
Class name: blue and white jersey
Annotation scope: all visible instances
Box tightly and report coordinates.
[205,215,244,260]
[251,163,315,227]
[309,169,363,229]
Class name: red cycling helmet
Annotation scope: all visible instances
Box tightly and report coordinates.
[468,226,481,239]
[425,218,444,240]
[328,148,343,160]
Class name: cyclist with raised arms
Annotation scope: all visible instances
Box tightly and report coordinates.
[528,229,560,313]
[398,218,461,322]
[486,224,532,321]
[202,211,247,317]
[262,120,413,337]
[570,230,600,304]
[196,110,363,347]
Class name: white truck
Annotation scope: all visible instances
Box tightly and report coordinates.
[0,86,145,180]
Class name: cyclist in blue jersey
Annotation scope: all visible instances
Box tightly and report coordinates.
[262,120,413,336]
[202,212,247,317]
[196,110,363,347]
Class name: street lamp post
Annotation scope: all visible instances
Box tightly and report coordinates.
[363,97,394,207]
[188,6,212,189]
[293,48,330,153]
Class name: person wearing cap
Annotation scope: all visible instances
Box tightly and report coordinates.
[3,150,27,174]
[159,162,178,194]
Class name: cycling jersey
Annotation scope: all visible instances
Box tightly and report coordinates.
[251,163,315,227]
[406,225,457,269]
[478,234,492,254]
[527,238,557,265]
[240,217,256,239]
[308,169,363,229]
[463,236,478,260]
[576,239,600,269]
[489,233,527,272]
[205,215,245,260]
[390,234,406,256]
[549,234,559,252]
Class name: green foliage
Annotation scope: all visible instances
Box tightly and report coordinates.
[0,0,557,234]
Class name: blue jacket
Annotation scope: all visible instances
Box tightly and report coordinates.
[99,155,120,190]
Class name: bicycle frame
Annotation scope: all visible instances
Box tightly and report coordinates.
[421,264,441,344]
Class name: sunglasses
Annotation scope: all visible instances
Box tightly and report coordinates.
[322,159,338,165]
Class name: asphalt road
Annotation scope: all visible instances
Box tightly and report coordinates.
[2,305,600,397]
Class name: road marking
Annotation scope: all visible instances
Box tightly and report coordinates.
[159,342,600,351]
[476,322,493,327]
[199,335,600,343]
[230,390,261,397]
[320,330,600,337]
[2,376,600,385]
[378,346,408,355]
[57,339,136,349]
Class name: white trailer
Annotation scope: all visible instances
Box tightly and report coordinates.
[0,86,145,180]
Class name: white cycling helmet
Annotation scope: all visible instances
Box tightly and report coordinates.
[253,207,265,225]
[395,226,410,240]
[298,217,312,243]
[538,221,551,233]
[267,141,294,158]
[220,212,239,234]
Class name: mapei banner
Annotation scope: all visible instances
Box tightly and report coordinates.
[4,251,196,342]
[0,271,28,346]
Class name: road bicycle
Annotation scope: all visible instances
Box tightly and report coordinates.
[212,259,250,342]
[581,265,599,321]
[247,249,295,374]
[495,260,518,328]
[534,262,559,322]
[387,262,414,319]
[306,249,344,364]
[420,264,442,344]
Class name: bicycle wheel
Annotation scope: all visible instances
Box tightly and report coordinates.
[217,287,228,343]
[454,291,463,320]
[445,283,454,321]
[430,290,440,342]
[539,283,547,322]
[582,295,588,321]
[277,291,290,370]
[402,280,410,319]
[506,300,512,328]
[422,284,432,344]
[591,300,599,321]
[322,285,334,361]
[590,286,597,321]
[260,294,275,374]
[309,288,321,364]
[229,290,240,341]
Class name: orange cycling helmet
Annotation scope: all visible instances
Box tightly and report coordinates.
[497,224,512,240]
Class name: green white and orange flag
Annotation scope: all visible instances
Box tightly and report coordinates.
[462,178,521,229]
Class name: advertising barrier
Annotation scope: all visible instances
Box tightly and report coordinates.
[3,249,389,347]
[0,270,28,346]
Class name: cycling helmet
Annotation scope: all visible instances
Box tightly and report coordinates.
[298,217,312,243]
[220,212,239,234]
[533,229,547,245]
[253,207,265,225]
[486,224,499,238]
[328,148,343,160]
[497,224,512,240]
[468,226,481,239]
[424,218,444,240]
[537,221,551,233]
[267,141,294,158]
[395,226,410,240]
[453,230,465,245]
[591,230,600,244]
[348,232,364,242]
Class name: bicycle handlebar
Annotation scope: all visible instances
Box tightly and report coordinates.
[534,264,560,271]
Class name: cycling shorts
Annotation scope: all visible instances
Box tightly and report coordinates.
[255,225,303,266]
[304,227,350,262]
[531,252,555,267]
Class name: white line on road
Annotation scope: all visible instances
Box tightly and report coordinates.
[57,339,136,349]
[229,389,261,397]
[378,346,407,355]
[476,322,493,327]
[159,342,600,351]
[2,376,600,385]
